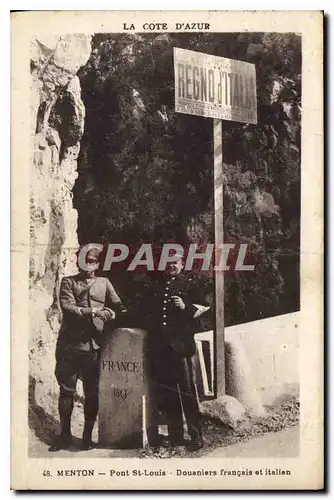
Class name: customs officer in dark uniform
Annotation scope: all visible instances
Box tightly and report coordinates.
[140,255,208,451]
[49,245,127,451]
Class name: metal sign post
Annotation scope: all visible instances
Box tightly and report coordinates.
[173,47,257,397]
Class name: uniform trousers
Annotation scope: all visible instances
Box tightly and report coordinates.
[55,345,100,437]
[151,343,202,443]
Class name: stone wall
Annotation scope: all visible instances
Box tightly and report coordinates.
[196,312,299,413]
[226,311,299,405]
[29,35,92,440]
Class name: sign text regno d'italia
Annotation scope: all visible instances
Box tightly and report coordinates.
[174,47,257,124]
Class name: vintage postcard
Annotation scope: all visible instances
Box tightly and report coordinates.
[11,10,323,490]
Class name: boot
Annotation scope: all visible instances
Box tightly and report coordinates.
[187,431,204,452]
[49,394,73,452]
[81,393,98,450]
[81,420,96,450]
[48,432,73,452]
[187,436,204,452]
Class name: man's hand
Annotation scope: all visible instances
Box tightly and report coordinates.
[170,295,185,310]
[95,308,116,322]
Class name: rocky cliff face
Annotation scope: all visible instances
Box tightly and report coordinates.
[29,35,92,440]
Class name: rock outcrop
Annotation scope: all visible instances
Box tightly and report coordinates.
[29,35,92,442]
[200,395,249,430]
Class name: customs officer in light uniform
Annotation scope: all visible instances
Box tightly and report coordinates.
[49,245,127,451]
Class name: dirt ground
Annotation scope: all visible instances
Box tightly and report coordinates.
[140,394,299,458]
[29,394,299,459]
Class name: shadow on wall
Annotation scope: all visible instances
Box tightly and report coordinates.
[28,375,59,447]
[28,374,87,449]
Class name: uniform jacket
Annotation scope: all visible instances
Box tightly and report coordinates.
[139,273,207,358]
[58,274,126,351]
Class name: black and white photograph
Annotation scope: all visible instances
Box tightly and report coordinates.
[11,10,323,490]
